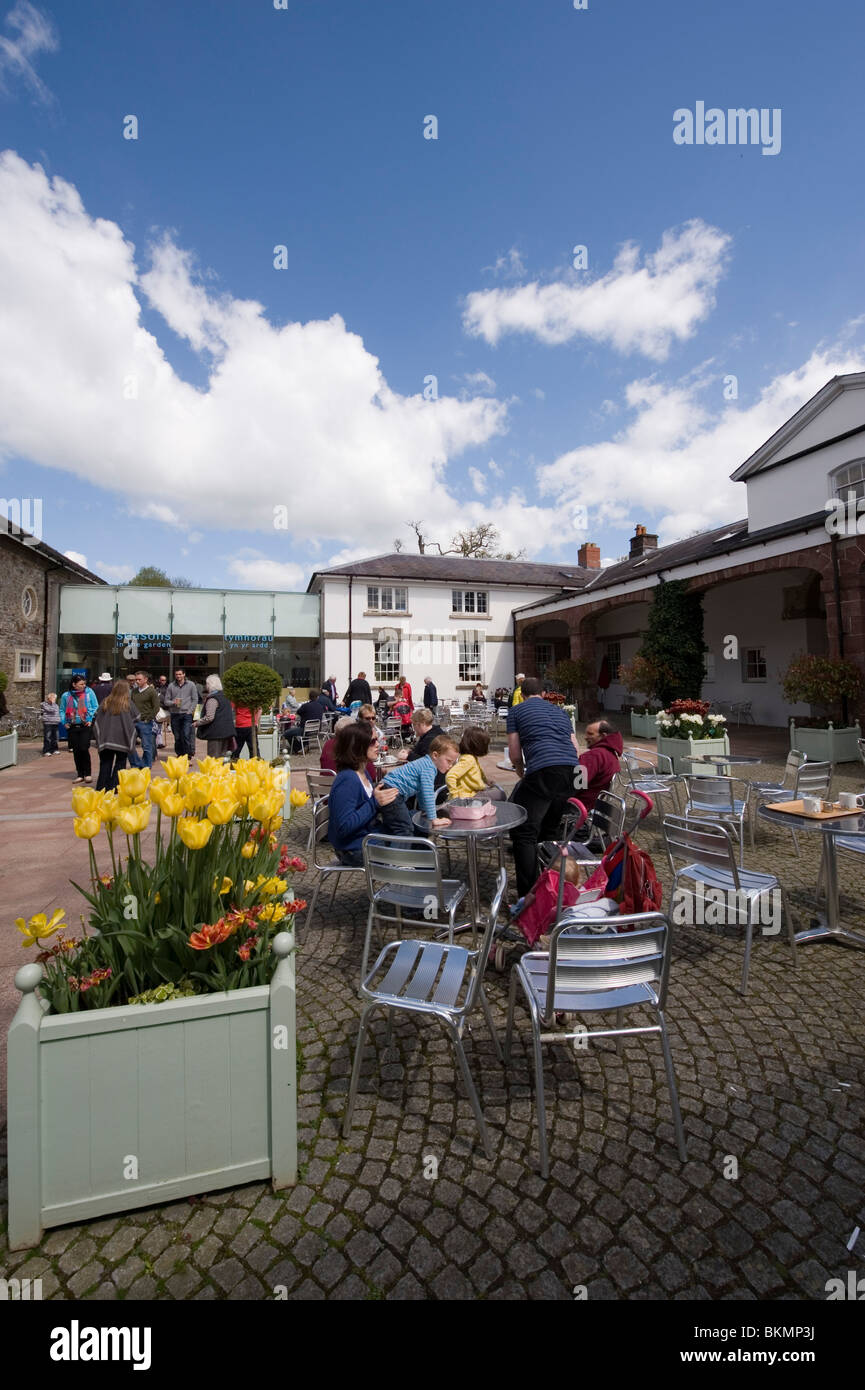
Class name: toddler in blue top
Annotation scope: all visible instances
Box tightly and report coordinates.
[379,735,459,836]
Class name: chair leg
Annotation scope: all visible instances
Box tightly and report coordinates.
[328,872,341,908]
[342,1002,379,1138]
[530,1018,550,1180]
[303,876,323,938]
[385,1008,394,1048]
[780,886,798,970]
[741,914,754,996]
[504,968,519,1063]
[359,904,376,984]
[447,1022,494,1161]
[657,1012,687,1162]
[478,983,504,1064]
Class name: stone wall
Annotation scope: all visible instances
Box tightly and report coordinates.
[0,534,49,717]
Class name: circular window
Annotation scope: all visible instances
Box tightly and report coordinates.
[22,586,37,621]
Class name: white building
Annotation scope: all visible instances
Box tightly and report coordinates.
[307,553,598,702]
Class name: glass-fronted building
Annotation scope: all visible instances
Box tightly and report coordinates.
[58,586,320,695]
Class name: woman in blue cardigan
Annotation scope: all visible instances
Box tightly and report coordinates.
[328,723,399,866]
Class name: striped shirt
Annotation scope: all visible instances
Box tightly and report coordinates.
[506,698,577,774]
[382,755,438,820]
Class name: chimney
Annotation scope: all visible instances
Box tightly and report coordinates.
[578,541,601,570]
[629,523,658,559]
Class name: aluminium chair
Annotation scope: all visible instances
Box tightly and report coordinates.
[681,775,749,867]
[753,760,832,853]
[661,814,798,995]
[748,750,806,847]
[304,769,335,850]
[343,869,507,1160]
[301,795,366,937]
[621,749,681,820]
[359,834,471,983]
[504,907,687,1178]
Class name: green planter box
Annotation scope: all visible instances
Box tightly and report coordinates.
[657,732,731,776]
[0,729,18,769]
[630,712,658,740]
[7,932,297,1250]
[789,721,862,765]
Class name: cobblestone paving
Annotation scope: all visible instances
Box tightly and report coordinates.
[1,747,864,1300]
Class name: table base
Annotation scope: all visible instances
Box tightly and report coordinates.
[796,920,865,949]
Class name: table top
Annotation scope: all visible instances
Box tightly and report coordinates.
[758,804,865,836]
[685,753,765,765]
[413,801,527,837]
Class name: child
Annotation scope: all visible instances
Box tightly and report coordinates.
[511,853,590,946]
[446,727,506,801]
[379,735,459,836]
[40,692,61,755]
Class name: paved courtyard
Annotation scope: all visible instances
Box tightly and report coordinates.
[1,726,864,1300]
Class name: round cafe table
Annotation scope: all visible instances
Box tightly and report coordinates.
[682,753,765,773]
[413,801,527,935]
[757,804,865,948]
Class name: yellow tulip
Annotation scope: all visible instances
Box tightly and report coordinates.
[73,813,102,840]
[98,794,121,823]
[241,840,256,859]
[16,908,66,947]
[207,797,238,825]
[116,802,152,835]
[259,902,287,923]
[177,818,214,850]
[289,788,310,808]
[248,791,283,823]
[266,814,283,834]
[149,778,178,810]
[164,755,189,781]
[257,876,287,897]
[232,772,254,800]
[213,876,233,895]
[197,757,223,776]
[71,787,101,817]
[161,793,186,818]
[117,768,151,799]
[183,776,214,810]
[244,879,257,894]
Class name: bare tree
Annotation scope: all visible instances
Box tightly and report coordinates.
[406,520,524,560]
[392,537,404,553]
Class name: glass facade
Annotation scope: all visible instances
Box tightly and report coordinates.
[57,587,320,694]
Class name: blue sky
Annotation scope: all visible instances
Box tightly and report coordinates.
[1,0,864,587]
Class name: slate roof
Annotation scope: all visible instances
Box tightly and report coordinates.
[309,552,592,589]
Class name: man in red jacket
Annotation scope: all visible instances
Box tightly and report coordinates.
[578,720,624,813]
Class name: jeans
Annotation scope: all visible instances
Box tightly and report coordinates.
[376,793,416,839]
[97,750,127,791]
[336,848,365,867]
[170,712,194,758]
[42,724,58,754]
[510,763,580,896]
[130,720,155,768]
[67,724,93,779]
[233,726,254,759]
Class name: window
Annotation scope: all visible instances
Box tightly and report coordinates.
[832,460,865,502]
[458,630,483,683]
[704,652,716,683]
[742,647,767,682]
[21,586,37,620]
[374,628,401,683]
[535,643,553,677]
[605,641,621,683]
[16,651,41,680]
[367,586,407,612]
[452,590,488,615]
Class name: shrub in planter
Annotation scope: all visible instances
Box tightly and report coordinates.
[223,661,283,758]
[617,654,672,714]
[655,699,728,741]
[781,653,863,729]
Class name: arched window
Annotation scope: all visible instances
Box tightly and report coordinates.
[831,459,865,502]
[374,628,401,683]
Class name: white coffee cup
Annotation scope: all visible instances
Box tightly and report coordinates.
[838,792,865,810]
[802,796,823,814]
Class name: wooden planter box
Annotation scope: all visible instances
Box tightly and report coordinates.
[7,932,297,1250]
[0,729,18,769]
[657,732,730,776]
[789,721,862,765]
[630,712,658,740]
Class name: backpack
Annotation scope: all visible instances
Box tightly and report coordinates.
[600,834,663,925]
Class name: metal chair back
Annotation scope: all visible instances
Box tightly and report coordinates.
[781,750,806,785]
[661,813,739,885]
[363,834,447,904]
[310,795,335,867]
[306,769,335,800]
[793,761,832,799]
[682,774,739,814]
[858,738,865,768]
[545,910,672,1015]
[591,790,626,845]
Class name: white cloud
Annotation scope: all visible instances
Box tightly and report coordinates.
[457,369,496,397]
[0,2,57,105]
[226,551,307,590]
[532,387,545,400]
[464,220,731,360]
[487,458,503,477]
[93,560,134,582]
[468,466,487,495]
[63,548,87,567]
[482,247,526,280]
[0,153,508,552]
[538,341,865,543]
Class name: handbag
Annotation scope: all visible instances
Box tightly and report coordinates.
[156,708,169,722]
